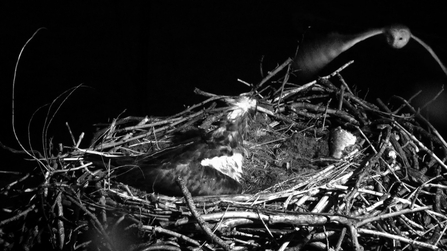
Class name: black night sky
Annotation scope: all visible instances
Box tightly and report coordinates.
[2,1,447,168]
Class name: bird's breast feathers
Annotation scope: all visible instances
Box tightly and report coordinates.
[200,152,243,182]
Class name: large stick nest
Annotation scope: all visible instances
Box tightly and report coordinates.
[1,59,447,251]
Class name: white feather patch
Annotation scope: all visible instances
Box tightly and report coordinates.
[227,97,256,120]
[200,153,243,182]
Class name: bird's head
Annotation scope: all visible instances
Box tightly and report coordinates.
[224,95,257,121]
[209,95,257,147]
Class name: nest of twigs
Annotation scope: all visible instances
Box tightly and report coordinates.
[1,58,447,251]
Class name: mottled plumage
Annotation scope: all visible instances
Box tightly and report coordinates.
[85,96,257,196]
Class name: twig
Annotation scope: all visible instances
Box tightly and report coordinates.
[66,194,117,251]
[356,206,432,227]
[337,72,354,95]
[394,122,447,171]
[272,80,316,102]
[259,55,265,78]
[1,172,30,192]
[323,60,355,79]
[140,245,181,251]
[56,192,65,250]
[171,94,222,118]
[140,225,208,249]
[177,177,231,251]
[66,122,76,146]
[0,139,41,157]
[75,132,84,148]
[0,205,35,226]
[358,228,439,250]
[420,85,444,111]
[392,96,447,149]
[275,63,292,110]
[257,58,293,89]
[237,78,252,87]
[93,109,208,150]
[349,225,361,251]
[334,227,347,251]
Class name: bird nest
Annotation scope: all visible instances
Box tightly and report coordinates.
[2,59,447,251]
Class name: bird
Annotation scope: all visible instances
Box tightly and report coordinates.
[85,95,257,196]
[293,24,447,80]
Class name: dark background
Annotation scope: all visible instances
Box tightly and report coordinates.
[2,1,447,168]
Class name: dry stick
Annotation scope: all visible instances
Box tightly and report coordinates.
[434,221,447,247]
[237,78,252,87]
[177,177,231,251]
[75,132,84,148]
[394,122,447,171]
[66,194,117,251]
[324,60,355,79]
[375,98,393,113]
[0,140,43,158]
[0,204,35,226]
[322,78,407,120]
[397,90,423,113]
[334,227,347,251]
[99,194,107,228]
[343,98,369,125]
[94,109,207,150]
[1,172,30,191]
[337,72,354,96]
[290,102,358,125]
[194,88,221,98]
[389,133,411,169]
[121,117,149,141]
[139,225,206,249]
[275,63,292,110]
[355,125,377,154]
[432,167,444,246]
[177,211,354,227]
[344,131,389,213]
[356,205,432,228]
[171,94,222,118]
[357,228,438,250]
[107,116,181,133]
[338,84,345,110]
[152,126,160,150]
[141,245,181,251]
[257,57,293,89]
[256,210,274,239]
[274,62,353,102]
[42,85,85,160]
[349,225,362,251]
[393,96,447,149]
[273,79,316,102]
[56,192,65,250]
[73,241,93,250]
[222,236,261,248]
[421,85,444,111]
[259,55,265,78]
[121,117,182,131]
[66,122,77,146]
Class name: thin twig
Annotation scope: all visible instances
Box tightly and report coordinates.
[0,205,35,226]
[257,58,293,89]
[66,194,117,251]
[177,177,231,251]
[358,228,439,250]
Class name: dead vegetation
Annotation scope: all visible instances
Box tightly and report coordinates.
[1,58,447,251]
